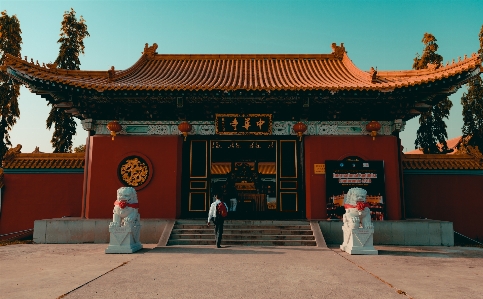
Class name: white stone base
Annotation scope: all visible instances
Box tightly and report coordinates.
[341,227,378,255]
[341,246,378,255]
[105,243,143,254]
[105,224,142,254]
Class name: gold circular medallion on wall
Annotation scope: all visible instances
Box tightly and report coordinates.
[117,155,151,188]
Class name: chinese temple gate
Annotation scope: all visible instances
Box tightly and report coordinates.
[2,43,481,222]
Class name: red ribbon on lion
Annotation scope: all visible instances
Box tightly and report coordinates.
[114,200,139,209]
[344,202,369,211]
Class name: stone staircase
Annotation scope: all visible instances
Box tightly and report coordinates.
[167,220,317,246]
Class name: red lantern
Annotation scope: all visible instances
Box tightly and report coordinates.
[293,122,307,141]
[366,120,381,140]
[106,120,122,141]
[178,121,192,141]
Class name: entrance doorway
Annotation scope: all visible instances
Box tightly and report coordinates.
[181,137,304,219]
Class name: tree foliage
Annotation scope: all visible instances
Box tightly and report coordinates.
[460,25,483,151]
[412,33,443,70]
[73,144,85,153]
[0,11,22,163]
[47,8,89,152]
[413,33,453,154]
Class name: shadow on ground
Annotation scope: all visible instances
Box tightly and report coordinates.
[327,244,483,259]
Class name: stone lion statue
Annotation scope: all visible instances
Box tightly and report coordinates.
[340,187,378,255]
[342,187,373,230]
[110,187,140,228]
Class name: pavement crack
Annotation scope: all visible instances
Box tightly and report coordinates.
[333,249,413,299]
[56,261,130,298]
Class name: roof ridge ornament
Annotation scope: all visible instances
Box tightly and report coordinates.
[143,43,158,58]
[3,144,22,165]
[331,42,345,60]
[108,66,116,81]
[456,136,483,163]
[426,63,440,71]
[46,62,58,69]
[32,146,44,154]
[369,67,377,83]
[466,146,483,163]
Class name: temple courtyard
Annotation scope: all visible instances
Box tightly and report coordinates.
[1,243,482,298]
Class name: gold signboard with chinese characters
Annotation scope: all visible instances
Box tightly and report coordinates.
[215,114,272,135]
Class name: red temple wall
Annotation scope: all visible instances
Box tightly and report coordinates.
[0,173,83,238]
[85,135,183,219]
[304,135,402,220]
[404,174,483,240]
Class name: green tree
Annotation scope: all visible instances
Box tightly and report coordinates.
[460,25,483,152]
[413,33,453,154]
[47,8,89,152]
[0,11,22,163]
[73,144,85,153]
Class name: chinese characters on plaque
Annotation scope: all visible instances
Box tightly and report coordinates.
[215,114,272,135]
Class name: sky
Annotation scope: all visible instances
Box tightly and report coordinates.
[2,0,483,153]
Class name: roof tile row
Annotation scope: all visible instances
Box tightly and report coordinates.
[402,154,483,170]
[3,153,85,169]
[3,44,481,92]
[1,153,481,171]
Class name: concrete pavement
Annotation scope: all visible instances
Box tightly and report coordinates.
[1,243,482,299]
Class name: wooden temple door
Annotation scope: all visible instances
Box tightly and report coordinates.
[181,139,211,218]
[277,139,305,218]
[181,137,305,219]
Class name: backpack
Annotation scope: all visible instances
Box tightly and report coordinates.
[216,202,228,218]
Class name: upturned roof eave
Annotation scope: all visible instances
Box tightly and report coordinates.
[2,49,481,94]
[9,72,472,94]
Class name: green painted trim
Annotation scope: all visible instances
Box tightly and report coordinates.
[403,169,483,175]
[125,125,149,133]
[4,168,84,174]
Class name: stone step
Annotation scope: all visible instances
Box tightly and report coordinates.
[175,220,310,225]
[167,239,317,246]
[171,229,314,235]
[168,220,316,246]
[173,224,311,230]
[170,234,316,241]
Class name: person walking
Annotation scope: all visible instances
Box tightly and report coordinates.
[207,194,228,248]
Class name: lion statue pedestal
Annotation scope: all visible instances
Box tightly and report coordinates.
[105,187,143,254]
[340,187,378,255]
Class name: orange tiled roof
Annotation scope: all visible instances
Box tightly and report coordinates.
[3,43,481,92]
[3,153,85,169]
[404,136,462,154]
[402,154,483,170]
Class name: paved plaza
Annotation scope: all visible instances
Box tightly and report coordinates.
[1,243,482,299]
